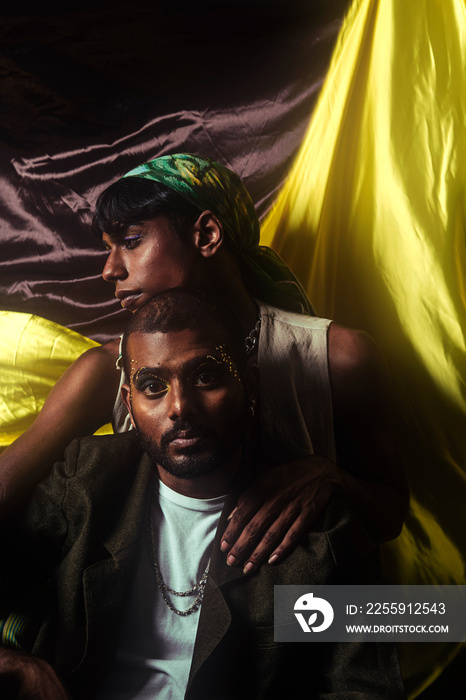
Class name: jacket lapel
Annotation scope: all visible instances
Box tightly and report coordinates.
[72,446,256,690]
[187,482,247,688]
[69,451,154,680]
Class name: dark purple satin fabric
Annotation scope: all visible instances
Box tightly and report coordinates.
[0,1,349,342]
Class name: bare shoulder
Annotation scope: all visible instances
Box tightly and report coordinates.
[76,338,120,365]
[42,337,122,424]
[327,323,392,411]
[328,323,385,372]
[73,338,120,373]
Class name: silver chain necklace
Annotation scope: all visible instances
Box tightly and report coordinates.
[245,315,261,356]
[146,507,210,617]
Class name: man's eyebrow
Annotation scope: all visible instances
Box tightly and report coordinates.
[185,352,229,371]
[132,366,167,384]
[132,353,225,380]
[187,350,241,382]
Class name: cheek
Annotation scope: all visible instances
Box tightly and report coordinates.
[130,398,164,435]
[139,251,186,292]
[208,390,247,430]
[136,251,161,285]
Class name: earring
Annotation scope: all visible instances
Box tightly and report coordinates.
[249,400,256,418]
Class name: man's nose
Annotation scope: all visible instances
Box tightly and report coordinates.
[167,381,194,421]
[102,249,128,282]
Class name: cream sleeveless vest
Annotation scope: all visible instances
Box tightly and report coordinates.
[112,302,336,465]
[257,302,336,466]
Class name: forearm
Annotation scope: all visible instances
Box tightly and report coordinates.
[328,324,410,542]
[0,342,120,522]
[270,453,408,542]
[0,429,68,522]
[0,416,102,523]
[332,463,409,542]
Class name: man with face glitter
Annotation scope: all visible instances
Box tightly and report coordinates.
[0,289,405,700]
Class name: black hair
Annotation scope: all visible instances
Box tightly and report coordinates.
[122,288,246,378]
[92,177,202,240]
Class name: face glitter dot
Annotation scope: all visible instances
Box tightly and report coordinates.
[214,345,241,382]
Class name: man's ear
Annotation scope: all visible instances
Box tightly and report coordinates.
[192,210,224,258]
[121,383,137,430]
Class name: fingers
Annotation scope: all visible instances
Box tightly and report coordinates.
[242,519,292,574]
[219,459,338,575]
[222,502,306,574]
[225,507,285,571]
[238,506,310,574]
[262,514,310,567]
[220,489,264,555]
[221,489,332,575]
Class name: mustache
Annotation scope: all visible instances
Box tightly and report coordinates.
[160,420,210,448]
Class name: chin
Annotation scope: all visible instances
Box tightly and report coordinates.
[138,427,241,481]
[158,448,222,480]
[139,433,214,478]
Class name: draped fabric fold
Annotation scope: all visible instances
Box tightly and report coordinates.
[262,0,466,694]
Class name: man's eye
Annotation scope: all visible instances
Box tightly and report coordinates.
[141,380,169,396]
[123,235,141,250]
[193,371,219,387]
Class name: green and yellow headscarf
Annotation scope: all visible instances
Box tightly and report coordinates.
[123,154,313,315]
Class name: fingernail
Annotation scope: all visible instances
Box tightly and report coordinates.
[227,507,237,521]
[227,554,237,566]
[268,554,279,564]
[220,540,229,552]
[243,562,254,575]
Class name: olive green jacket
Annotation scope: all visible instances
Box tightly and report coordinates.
[0,432,405,699]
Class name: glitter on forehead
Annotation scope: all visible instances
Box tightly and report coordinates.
[129,357,139,381]
[213,344,241,382]
[129,357,139,399]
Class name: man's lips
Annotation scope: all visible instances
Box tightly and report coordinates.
[170,437,201,448]
[166,430,205,449]
[115,290,143,309]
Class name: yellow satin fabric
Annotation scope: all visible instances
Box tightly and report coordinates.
[0,311,112,449]
[262,0,466,695]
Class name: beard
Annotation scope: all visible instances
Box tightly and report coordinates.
[135,418,245,480]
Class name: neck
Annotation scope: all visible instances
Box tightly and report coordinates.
[207,251,260,338]
[156,447,242,499]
